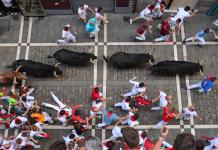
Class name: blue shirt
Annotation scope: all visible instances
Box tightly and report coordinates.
[201,79,213,93]
[102,109,119,125]
[86,18,97,32]
[197,31,206,38]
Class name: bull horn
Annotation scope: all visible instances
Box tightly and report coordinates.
[149,49,155,55]
[15,65,22,72]
[55,63,61,67]
[199,69,204,76]
[149,60,153,66]
[90,58,97,64]
[54,71,58,78]
[89,48,94,53]
[199,59,205,65]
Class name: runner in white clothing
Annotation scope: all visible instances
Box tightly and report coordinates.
[57,24,77,45]
[78,4,94,23]
[129,5,154,24]
[176,106,202,120]
[9,116,28,129]
[121,77,146,97]
[150,89,172,111]
[41,91,72,126]
[114,96,131,111]
[30,122,49,141]
[170,6,197,32]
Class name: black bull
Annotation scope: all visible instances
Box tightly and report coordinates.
[48,49,97,66]
[7,59,62,78]
[151,60,203,76]
[103,52,155,69]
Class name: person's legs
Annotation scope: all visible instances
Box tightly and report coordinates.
[69,35,77,43]
[50,91,66,109]
[135,34,145,41]
[41,103,59,111]
[154,35,165,42]
[187,82,202,90]
[26,88,35,96]
[57,39,67,45]
[152,120,167,129]
[185,36,197,42]
[114,102,122,107]
[97,122,106,127]
[150,106,161,111]
[197,37,205,46]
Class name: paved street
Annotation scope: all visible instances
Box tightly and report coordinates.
[0,11,218,149]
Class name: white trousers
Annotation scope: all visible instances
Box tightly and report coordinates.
[135,34,146,41]
[153,120,168,129]
[43,91,66,112]
[187,82,204,92]
[89,26,100,38]
[58,35,76,45]
[185,35,205,45]
[150,106,161,111]
[123,86,138,97]
[154,35,169,42]
[114,102,128,110]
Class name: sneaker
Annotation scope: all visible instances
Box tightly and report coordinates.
[34,145,41,149]
[129,19,133,24]
[182,39,186,44]
[105,20,109,24]
[48,119,54,124]
[198,44,204,48]
[120,93,123,97]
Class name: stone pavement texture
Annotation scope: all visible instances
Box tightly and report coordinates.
[0,11,218,149]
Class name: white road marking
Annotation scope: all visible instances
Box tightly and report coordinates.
[172,32,184,133]
[102,14,108,142]
[0,41,217,47]
[91,23,99,137]
[181,24,195,135]
[25,17,33,60]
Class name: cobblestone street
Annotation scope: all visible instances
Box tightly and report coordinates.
[0,11,218,149]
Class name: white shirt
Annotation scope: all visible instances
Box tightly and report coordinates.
[2,0,12,7]
[121,100,131,110]
[14,133,27,149]
[129,79,146,95]
[10,117,28,128]
[140,6,151,17]
[62,30,74,40]
[204,137,218,150]
[30,122,43,138]
[112,126,123,138]
[172,8,190,22]
[159,91,168,107]
[182,108,198,119]
[78,4,89,17]
[127,112,138,127]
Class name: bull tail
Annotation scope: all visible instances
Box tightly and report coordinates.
[102,55,109,63]
[47,55,54,59]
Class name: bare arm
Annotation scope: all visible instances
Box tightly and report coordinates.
[152,127,169,150]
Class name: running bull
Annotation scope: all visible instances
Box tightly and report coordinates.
[48,48,97,66]
[7,59,62,78]
[151,60,203,76]
[0,66,27,84]
[103,51,155,69]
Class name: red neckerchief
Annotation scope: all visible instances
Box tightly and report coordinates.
[130,116,136,121]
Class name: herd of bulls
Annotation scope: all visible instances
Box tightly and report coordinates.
[0,48,204,84]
